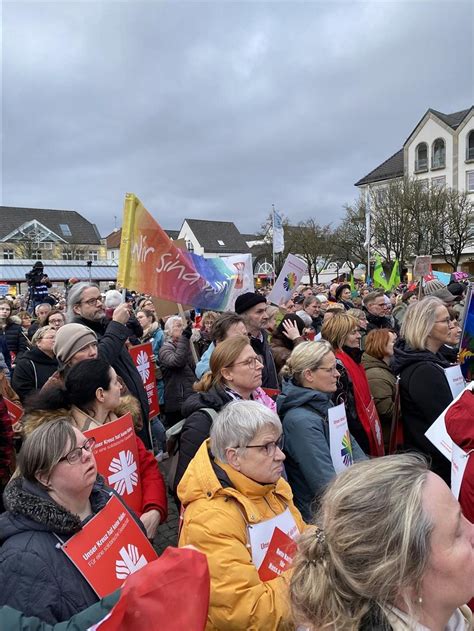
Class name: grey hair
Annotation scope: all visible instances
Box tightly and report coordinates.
[164,315,183,339]
[210,400,282,463]
[18,418,78,484]
[66,282,98,322]
[31,325,55,346]
[401,296,444,350]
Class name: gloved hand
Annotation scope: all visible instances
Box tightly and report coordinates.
[182,321,193,339]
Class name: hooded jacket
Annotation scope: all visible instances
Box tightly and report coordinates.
[277,379,366,521]
[12,346,58,404]
[392,339,453,483]
[178,440,305,631]
[361,353,397,450]
[159,335,196,414]
[173,384,232,492]
[0,476,112,623]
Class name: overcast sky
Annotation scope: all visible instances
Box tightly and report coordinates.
[2,1,473,238]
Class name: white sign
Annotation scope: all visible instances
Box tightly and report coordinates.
[425,383,474,462]
[248,507,299,571]
[267,254,307,306]
[328,403,353,473]
[413,255,432,277]
[451,442,470,500]
[444,365,466,399]
[223,253,255,311]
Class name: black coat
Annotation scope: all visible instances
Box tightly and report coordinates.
[12,346,58,403]
[392,339,453,484]
[173,384,232,492]
[71,316,151,449]
[159,335,196,414]
[1,322,29,358]
[365,311,393,333]
[0,477,109,623]
[249,331,279,390]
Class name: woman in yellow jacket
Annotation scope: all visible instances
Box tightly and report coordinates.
[178,399,306,631]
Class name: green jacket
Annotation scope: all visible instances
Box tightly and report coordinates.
[0,591,119,631]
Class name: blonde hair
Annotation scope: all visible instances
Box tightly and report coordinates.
[290,454,432,630]
[321,313,359,350]
[280,340,333,385]
[400,296,444,350]
[31,325,55,346]
[194,335,250,392]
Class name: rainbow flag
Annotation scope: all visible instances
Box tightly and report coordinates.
[118,194,237,310]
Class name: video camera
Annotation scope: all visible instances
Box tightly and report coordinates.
[25,263,47,287]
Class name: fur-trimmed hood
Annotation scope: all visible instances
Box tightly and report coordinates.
[0,475,110,540]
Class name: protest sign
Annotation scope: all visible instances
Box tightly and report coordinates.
[328,403,353,473]
[413,255,432,277]
[451,442,469,500]
[4,398,23,425]
[223,253,254,310]
[129,342,159,417]
[459,283,474,381]
[62,494,157,598]
[83,414,143,514]
[257,527,297,582]
[118,194,239,310]
[425,383,474,462]
[248,507,299,574]
[432,270,452,285]
[444,365,466,399]
[267,254,307,306]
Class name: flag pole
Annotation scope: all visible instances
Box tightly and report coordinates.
[272,203,276,286]
[366,187,371,284]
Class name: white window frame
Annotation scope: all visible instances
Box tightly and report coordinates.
[431,138,446,169]
[467,170,474,192]
[415,142,428,171]
[431,175,446,190]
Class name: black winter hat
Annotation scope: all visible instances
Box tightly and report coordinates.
[235,292,267,314]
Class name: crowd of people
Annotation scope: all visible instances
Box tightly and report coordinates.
[0,272,472,630]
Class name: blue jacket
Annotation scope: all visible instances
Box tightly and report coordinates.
[195,342,214,379]
[277,378,366,521]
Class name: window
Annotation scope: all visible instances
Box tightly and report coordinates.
[415,142,428,171]
[432,175,446,190]
[88,250,98,261]
[217,239,225,246]
[419,178,429,192]
[467,171,474,192]
[32,250,42,260]
[431,138,445,169]
[2,249,14,260]
[186,240,194,253]
[62,250,73,260]
[375,187,388,204]
[59,224,72,236]
[467,131,474,161]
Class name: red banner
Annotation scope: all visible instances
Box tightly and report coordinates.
[4,398,23,425]
[83,414,143,514]
[62,494,157,598]
[129,342,160,417]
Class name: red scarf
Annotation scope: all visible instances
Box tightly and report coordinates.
[335,349,385,457]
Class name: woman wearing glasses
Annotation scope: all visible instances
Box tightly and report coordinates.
[178,400,306,631]
[277,341,366,522]
[173,335,275,494]
[0,419,144,623]
[392,296,456,484]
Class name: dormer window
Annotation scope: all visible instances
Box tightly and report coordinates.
[217,240,225,246]
[431,138,446,169]
[415,142,428,171]
[467,130,474,161]
[59,224,72,236]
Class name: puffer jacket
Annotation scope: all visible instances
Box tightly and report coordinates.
[178,440,306,631]
[0,322,29,358]
[159,335,196,414]
[0,476,112,623]
[277,379,366,521]
[173,384,233,492]
[392,339,453,484]
[361,353,397,450]
[12,346,58,403]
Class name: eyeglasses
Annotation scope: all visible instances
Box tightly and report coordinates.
[229,356,263,370]
[242,434,285,457]
[315,364,339,375]
[49,319,64,325]
[58,437,96,465]
[80,296,103,306]
[435,317,454,326]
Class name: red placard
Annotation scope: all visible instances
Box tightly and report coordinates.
[4,398,23,425]
[83,414,143,514]
[262,388,281,398]
[129,342,160,417]
[257,527,297,582]
[62,494,157,598]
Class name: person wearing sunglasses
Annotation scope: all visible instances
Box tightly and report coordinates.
[277,340,366,522]
[0,419,143,623]
[178,400,306,631]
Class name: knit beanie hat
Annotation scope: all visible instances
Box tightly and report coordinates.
[53,323,97,365]
[423,279,446,296]
[235,292,267,314]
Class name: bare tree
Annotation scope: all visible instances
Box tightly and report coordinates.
[435,188,474,270]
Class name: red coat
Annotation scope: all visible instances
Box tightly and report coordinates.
[136,436,168,522]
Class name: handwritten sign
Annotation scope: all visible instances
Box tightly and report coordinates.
[129,342,160,417]
[62,494,157,597]
[84,414,143,514]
